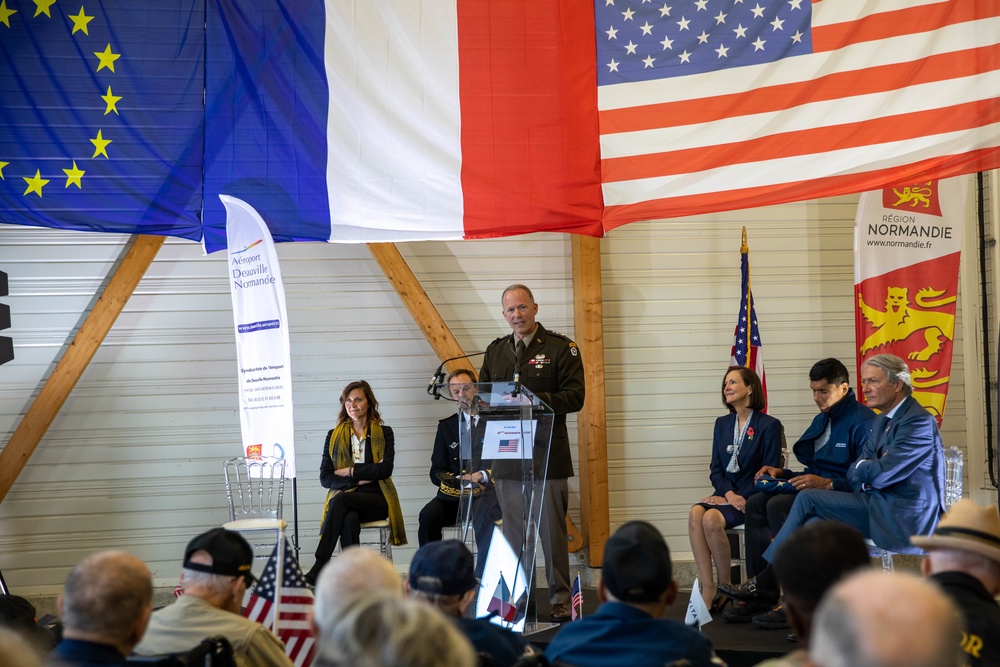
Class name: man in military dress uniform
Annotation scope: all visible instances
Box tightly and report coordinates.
[479,284,585,622]
[418,368,501,576]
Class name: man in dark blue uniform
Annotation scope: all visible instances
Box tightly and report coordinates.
[418,368,501,576]
[479,284,585,623]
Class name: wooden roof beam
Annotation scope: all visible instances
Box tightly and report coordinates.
[0,234,165,504]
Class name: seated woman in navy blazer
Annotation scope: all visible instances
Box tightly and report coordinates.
[688,366,782,613]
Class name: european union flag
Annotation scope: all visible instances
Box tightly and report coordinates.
[0,1,204,239]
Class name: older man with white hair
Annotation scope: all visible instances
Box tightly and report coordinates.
[133,528,292,667]
[810,569,963,667]
[309,545,402,666]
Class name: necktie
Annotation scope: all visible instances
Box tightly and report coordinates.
[515,339,526,357]
[876,415,891,456]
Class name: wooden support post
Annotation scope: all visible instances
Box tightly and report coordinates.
[0,235,165,504]
[367,243,476,375]
[572,235,611,566]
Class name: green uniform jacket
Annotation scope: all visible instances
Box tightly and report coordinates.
[479,323,585,480]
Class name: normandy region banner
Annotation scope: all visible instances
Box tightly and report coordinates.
[224,195,296,477]
[854,177,969,424]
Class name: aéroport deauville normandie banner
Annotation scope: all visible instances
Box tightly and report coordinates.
[224,195,296,477]
[854,177,970,425]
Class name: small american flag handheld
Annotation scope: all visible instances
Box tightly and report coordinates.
[570,573,584,620]
[243,539,316,667]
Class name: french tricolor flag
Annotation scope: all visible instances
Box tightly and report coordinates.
[202,0,604,254]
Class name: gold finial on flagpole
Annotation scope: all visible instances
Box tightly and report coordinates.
[740,225,749,254]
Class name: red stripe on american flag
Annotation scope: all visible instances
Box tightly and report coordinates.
[597,0,999,225]
[603,147,1000,228]
[603,99,1000,183]
[811,1,999,53]
[600,44,1000,134]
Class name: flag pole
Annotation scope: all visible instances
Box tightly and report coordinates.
[741,226,751,371]
[274,533,285,632]
[292,478,300,563]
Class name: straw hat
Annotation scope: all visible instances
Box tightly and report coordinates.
[911,499,1000,562]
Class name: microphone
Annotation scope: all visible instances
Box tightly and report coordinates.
[426,362,447,400]
[426,351,487,400]
[512,344,523,397]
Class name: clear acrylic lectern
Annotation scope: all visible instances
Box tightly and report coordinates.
[444,381,554,634]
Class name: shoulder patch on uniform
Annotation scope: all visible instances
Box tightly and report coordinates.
[486,335,510,350]
[547,329,576,342]
[569,342,579,357]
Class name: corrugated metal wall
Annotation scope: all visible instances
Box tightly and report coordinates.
[0,190,983,593]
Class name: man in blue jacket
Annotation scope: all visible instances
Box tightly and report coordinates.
[721,354,945,613]
[725,359,875,625]
[545,521,722,667]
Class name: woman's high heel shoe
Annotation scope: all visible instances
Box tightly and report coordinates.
[709,594,732,614]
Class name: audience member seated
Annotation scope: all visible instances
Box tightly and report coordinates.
[546,521,724,667]
[721,354,944,607]
[319,591,476,667]
[689,366,782,612]
[1,626,44,667]
[0,594,58,655]
[752,521,870,667]
[45,551,152,667]
[730,358,874,626]
[406,540,530,667]
[310,545,402,666]
[809,569,963,667]
[132,528,293,667]
[912,499,1000,667]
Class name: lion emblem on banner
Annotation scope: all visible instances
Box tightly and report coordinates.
[892,185,933,209]
[858,286,955,361]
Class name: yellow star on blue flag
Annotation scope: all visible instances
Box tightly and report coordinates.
[0,1,204,239]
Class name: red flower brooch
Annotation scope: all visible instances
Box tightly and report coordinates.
[747,427,755,440]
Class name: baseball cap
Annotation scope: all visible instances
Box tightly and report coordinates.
[183,528,256,585]
[408,540,478,595]
[602,521,672,603]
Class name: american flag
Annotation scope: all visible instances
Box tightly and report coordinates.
[243,539,316,667]
[598,0,1000,230]
[730,227,767,411]
[498,439,520,453]
[570,574,584,621]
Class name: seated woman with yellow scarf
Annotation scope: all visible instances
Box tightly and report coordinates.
[304,380,406,585]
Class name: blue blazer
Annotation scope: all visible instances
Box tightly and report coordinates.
[847,395,946,553]
[709,411,783,498]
